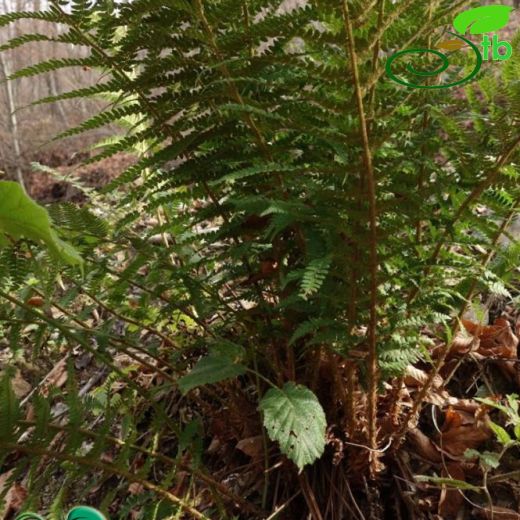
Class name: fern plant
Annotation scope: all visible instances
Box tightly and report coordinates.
[0,0,519,518]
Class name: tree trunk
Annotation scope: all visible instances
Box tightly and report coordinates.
[0,51,25,190]
[46,69,69,128]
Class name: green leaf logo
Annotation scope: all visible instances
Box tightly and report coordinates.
[453,5,514,35]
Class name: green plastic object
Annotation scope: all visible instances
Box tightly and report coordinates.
[66,506,107,520]
[15,506,107,520]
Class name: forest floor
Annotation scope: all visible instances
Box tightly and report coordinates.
[23,149,135,203]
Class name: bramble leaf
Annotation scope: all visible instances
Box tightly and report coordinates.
[489,421,512,445]
[259,382,326,470]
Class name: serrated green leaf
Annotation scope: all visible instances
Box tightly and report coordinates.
[506,394,519,416]
[0,181,82,267]
[464,448,481,460]
[465,448,502,469]
[259,382,326,470]
[489,421,512,445]
[453,5,513,35]
[480,451,501,469]
[178,343,246,394]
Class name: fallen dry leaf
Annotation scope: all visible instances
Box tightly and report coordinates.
[424,388,453,408]
[128,483,145,495]
[24,404,35,422]
[449,331,479,357]
[462,319,518,359]
[236,436,263,459]
[26,295,44,307]
[11,370,31,399]
[438,407,491,456]
[405,365,443,389]
[0,479,28,519]
[408,428,442,463]
[5,483,27,510]
[0,471,13,496]
[41,357,68,395]
[206,438,221,454]
[446,399,481,414]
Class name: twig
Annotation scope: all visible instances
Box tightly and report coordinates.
[298,471,324,520]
